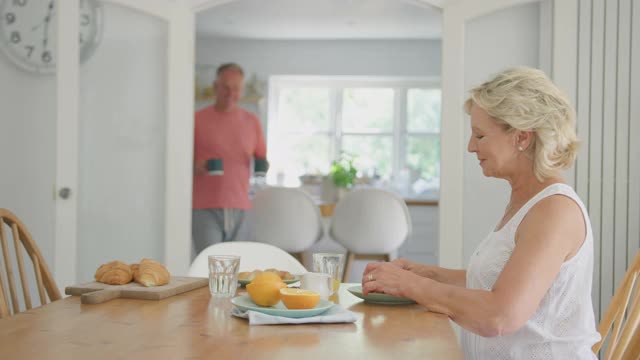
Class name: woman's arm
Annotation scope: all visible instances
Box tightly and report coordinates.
[390,258,467,287]
[363,195,586,337]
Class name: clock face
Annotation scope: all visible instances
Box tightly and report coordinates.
[0,0,102,74]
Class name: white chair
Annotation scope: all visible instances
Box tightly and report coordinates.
[330,188,412,282]
[253,187,323,264]
[188,241,308,277]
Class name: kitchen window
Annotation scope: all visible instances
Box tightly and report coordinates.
[266,76,440,197]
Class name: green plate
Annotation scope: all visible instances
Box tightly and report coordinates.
[238,275,300,287]
[231,295,334,318]
[347,285,416,305]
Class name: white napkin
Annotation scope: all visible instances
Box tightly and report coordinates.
[231,305,358,325]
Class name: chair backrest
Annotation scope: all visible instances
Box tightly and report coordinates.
[187,241,308,277]
[0,209,61,319]
[253,187,323,253]
[594,250,640,360]
[330,188,411,254]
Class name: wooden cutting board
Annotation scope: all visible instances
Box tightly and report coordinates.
[65,276,208,304]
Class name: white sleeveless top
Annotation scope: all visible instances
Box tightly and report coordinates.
[462,183,601,359]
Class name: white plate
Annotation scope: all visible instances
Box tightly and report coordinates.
[231,295,333,318]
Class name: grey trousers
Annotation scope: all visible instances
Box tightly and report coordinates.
[192,208,246,261]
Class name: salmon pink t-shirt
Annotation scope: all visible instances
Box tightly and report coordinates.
[192,106,266,210]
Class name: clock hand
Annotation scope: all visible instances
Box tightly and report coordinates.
[42,1,54,48]
[32,1,54,32]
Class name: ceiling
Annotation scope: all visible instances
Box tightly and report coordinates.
[195,0,442,40]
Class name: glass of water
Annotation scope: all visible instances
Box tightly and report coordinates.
[313,253,345,292]
[208,255,240,298]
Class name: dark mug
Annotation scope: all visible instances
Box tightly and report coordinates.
[254,158,269,176]
[207,158,224,176]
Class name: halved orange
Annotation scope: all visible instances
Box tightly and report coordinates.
[280,288,321,310]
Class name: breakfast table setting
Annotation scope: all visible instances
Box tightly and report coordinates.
[0,254,463,360]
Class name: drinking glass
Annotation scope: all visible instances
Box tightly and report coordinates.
[208,255,240,298]
[312,253,345,292]
[300,272,333,300]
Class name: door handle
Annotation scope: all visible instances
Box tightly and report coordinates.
[58,187,71,199]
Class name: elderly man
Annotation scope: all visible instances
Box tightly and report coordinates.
[191,63,266,260]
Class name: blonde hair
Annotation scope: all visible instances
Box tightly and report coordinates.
[464,66,580,181]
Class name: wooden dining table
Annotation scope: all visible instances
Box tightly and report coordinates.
[0,283,463,359]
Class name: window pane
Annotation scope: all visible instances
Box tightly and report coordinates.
[268,134,332,185]
[278,88,330,131]
[342,88,394,132]
[406,135,440,195]
[407,88,441,132]
[342,135,392,178]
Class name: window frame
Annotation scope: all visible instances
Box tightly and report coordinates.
[267,75,441,185]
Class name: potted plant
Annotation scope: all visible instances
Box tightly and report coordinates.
[329,154,357,200]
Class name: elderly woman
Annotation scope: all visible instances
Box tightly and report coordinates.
[362,67,601,359]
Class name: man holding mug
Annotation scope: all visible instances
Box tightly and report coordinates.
[192,63,267,260]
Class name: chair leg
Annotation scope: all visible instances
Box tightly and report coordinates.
[343,252,355,283]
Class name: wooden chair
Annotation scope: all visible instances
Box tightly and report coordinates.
[593,250,640,360]
[0,209,61,319]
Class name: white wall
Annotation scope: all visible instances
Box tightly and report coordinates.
[0,34,57,274]
[572,0,640,320]
[0,2,171,286]
[462,2,540,263]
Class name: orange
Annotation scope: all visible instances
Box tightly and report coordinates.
[280,288,321,310]
[250,272,282,284]
[246,272,286,307]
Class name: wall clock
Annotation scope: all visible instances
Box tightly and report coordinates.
[0,0,103,74]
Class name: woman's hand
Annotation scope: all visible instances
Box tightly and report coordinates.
[390,258,415,272]
[362,261,421,298]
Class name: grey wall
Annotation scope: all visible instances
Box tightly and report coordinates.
[462,2,541,263]
[195,38,442,77]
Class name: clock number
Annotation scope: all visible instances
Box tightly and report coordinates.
[42,51,52,63]
[81,14,90,26]
[10,31,20,44]
[12,0,27,6]
[25,45,34,58]
[5,13,16,25]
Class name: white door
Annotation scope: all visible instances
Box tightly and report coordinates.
[53,0,194,288]
[74,2,169,282]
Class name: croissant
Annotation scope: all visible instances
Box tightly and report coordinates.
[95,261,133,285]
[130,263,140,279]
[134,258,170,287]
